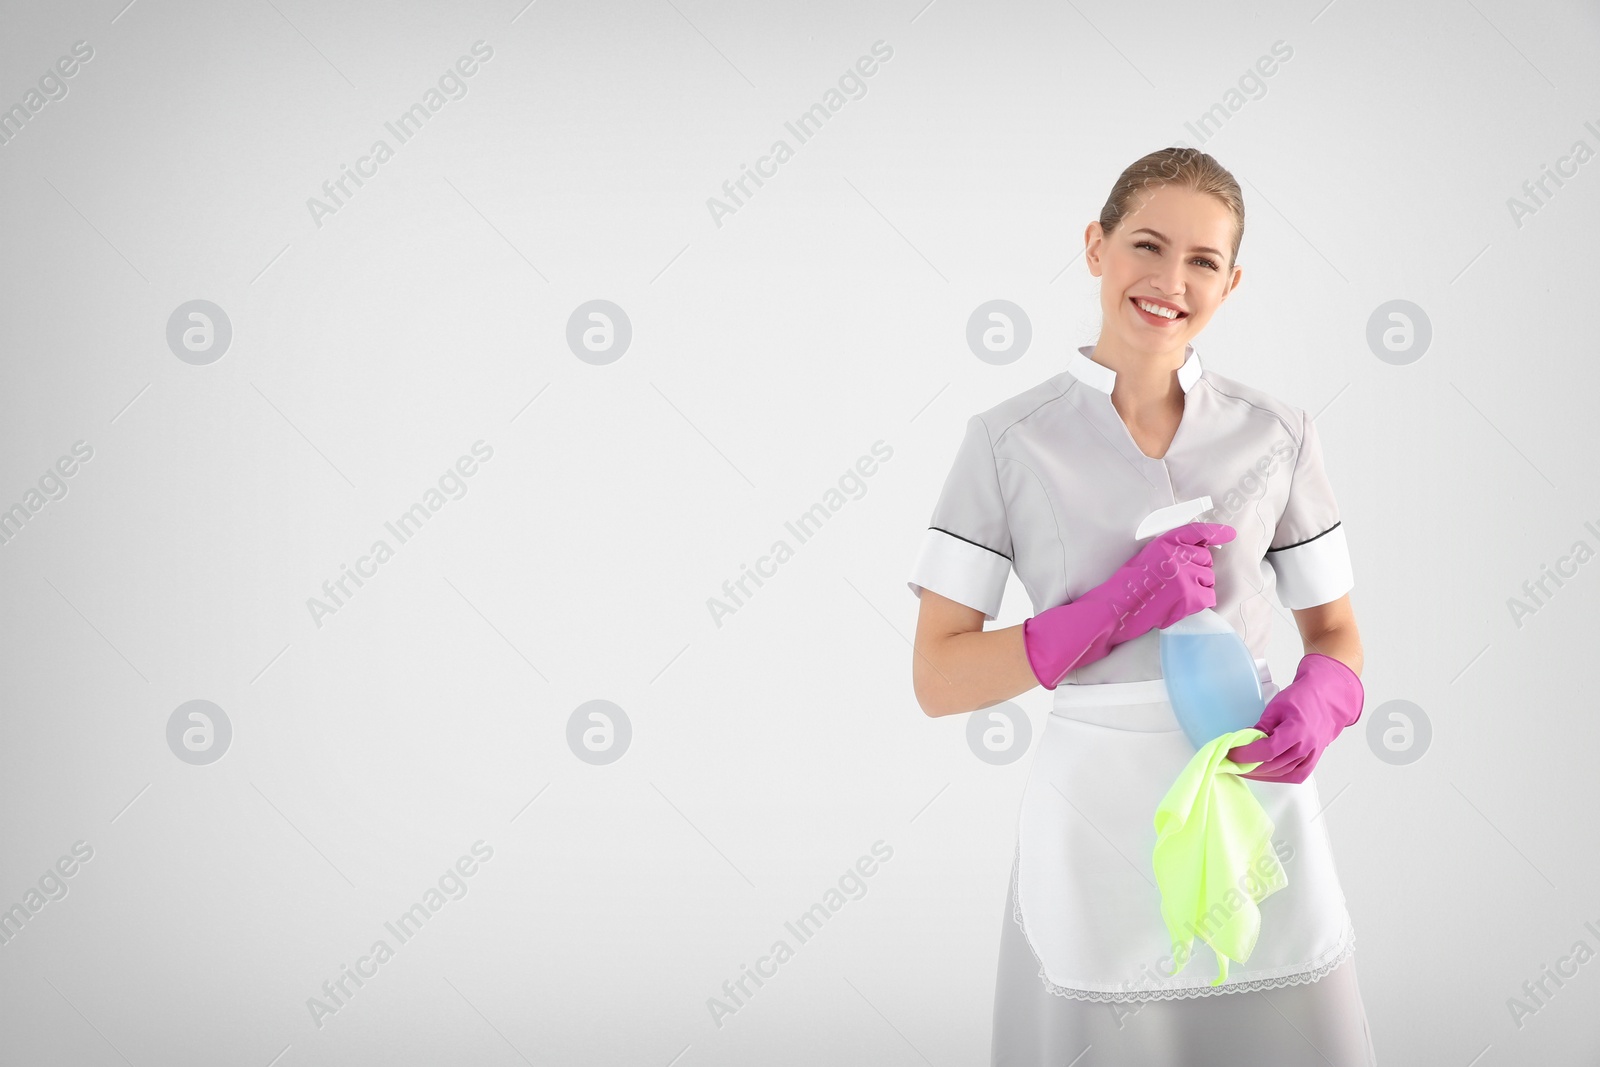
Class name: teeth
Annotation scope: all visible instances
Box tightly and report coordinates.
[1137,299,1181,319]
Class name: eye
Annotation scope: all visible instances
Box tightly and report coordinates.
[1138,239,1219,271]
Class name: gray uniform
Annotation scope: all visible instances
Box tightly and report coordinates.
[910,344,1376,1066]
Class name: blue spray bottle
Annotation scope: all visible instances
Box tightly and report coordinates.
[1134,496,1266,750]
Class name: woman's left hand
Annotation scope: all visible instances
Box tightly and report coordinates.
[1226,653,1365,784]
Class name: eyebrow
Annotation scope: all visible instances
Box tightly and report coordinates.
[1129,228,1225,259]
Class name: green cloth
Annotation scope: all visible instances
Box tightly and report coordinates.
[1151,726,1289,986]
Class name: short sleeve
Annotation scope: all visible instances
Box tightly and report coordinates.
[907,414,1014,621]
[1265,409,1354,609]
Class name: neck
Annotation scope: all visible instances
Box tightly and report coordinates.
[1092,333,1187,412]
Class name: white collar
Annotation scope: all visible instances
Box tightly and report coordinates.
[1067,344,1203,395]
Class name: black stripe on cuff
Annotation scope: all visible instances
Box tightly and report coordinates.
[929,526,1012,562]
[1265,521,1341,553]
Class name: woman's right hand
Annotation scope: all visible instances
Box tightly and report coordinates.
[1021,521,1235,690]
[1087,521,1237,642]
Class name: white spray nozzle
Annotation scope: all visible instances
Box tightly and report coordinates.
[1134,495,1215,540]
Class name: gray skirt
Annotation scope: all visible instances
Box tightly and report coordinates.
[992,853,1378,1066]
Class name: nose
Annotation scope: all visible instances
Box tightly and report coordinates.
[1150,258,1185,296]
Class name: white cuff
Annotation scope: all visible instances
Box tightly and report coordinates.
[1267,524,1353,609]
[907,528,1010,621]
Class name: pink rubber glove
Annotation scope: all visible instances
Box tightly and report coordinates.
[1022,522,1236,690]
[1226,653,1364,784]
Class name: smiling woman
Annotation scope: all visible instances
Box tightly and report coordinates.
[907,147,1378,1066]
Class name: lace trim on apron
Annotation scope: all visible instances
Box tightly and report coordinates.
[1008,842,1357,1003]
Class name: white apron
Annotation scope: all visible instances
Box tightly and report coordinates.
[1013,660,1357,1002]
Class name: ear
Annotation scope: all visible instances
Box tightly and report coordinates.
[1084,221,1104,277]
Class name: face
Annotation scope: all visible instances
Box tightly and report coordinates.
[1084,183,1242,357]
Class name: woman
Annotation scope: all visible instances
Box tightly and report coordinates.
[908,148,1377,1066]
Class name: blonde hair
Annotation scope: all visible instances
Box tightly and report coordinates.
[1099,147,1244,268]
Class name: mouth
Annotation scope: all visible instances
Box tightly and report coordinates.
[1130,297,1188,326]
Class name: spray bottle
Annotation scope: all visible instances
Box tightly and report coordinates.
[1134,495,1266,750]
